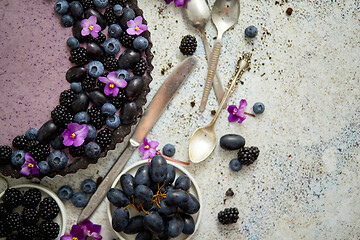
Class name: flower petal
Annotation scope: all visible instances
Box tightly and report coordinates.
[126,28,137,35]
[99,76,111,85]
[228,114,239,122]
[31,165,39,175]
[114,78,127,88]
[67,123,84,133]
[227,105,237,114]
[112,87,119,97]
[90,31,99,38]
[20,166,30,176]
[140,24,148,32]
[239,99,247,109]
[89,16,97,25]
[142,151,150,160]
[143,137,149,145]
[104,84,113,96]
[134,16,143,25]
[174,0,185,6]
[127,20,136,28]
[81,19,90,28]
[149,141,159,149]
[237,115,246,124]
[81,28,90,36]
[60,235,74,240]
[148,148,157,158]
[63,137,74,146]
[93,24,101,32]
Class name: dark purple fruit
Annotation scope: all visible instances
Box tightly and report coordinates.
[165,165,175,185]
[165,189,189,207]
[179,192,200,214]
[71,92,90,113]
[66,66,87,83]
[120,101,137,125]
[134,165,151,186]
[125,76,144,100]
[134,185,153,203]
[83,9,107,30]
[112,207,129,232]
[124,215,145,234]
[107,188,130,208]
[87,42,105,61]
[181,213,195,234]
[69,1,84,19]
[117,49,141,69]
[143,211,165,234]
[88,89,107,107]
[219,134,245,150]
[72,21,87,42]
[157,200,177,217]
[37,120,57,143]
[174,175,191,191]
[150,155,167,183]
[166,215,184,238]
[119,8,136,30]
[120,173,135,197]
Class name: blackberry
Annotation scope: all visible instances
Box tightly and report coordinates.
[96,128,112,149]
[217,207,239,225]
[25,140,39,152]
[59,89,76,108]
[104,7,118,25]
[81,75,97,92]
[69,47,89,65]
[88,106,106,129]
[132,58,147,76]
[0,203,10,220]
[22,208,40,224]
[237,146,260,166]
[179,35,197,56]
[109,0,127,6]
[109,90,126,109]
[119,32,136,48]
[103,55,118,71]
[19,225,39,239]
[97,77,106,90]
[28,143,50,162]
[69,144,85,157]
[0,219,11,238]
[12,135,28,150]
[0,145,12,164]
[3,188,23,209]
[51,105,73,127]
[23,188,42,208]
[6,234,20,240]
[81,0,95,10]
[86,32,106,44]
[39,221,60,239]
[38,198,60,221]
[5,212,22,231]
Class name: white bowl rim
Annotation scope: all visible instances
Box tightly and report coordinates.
[107,160,202,240]
[0,176,8,198]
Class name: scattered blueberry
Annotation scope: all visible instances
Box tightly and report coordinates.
[48,150,68,169]
[101,103,117,116]
[58,185,74,200]
[245,26,258,38]
[70,82,82,93]
[229,158,242,172]
[25,128,38,140]
[85,142,101,158]
[10,150,26,167]
[163,144,176,157]
[81,179,97,194]
[88,61,104,78]
[106,114,121,129]
[74,111,90,124]
[38,161,51,174]
[133,36,149,51]
[86,125,97,141]
[61,14,74,27]
[94,0,108,8]
[67,37,80,50]
[113,4,123,17]
[253,102,265,114]
[71,192,88,207]
[116,69,130,81]
[103,38,121,55]
[54,0,69,15]
[108,24,123,38]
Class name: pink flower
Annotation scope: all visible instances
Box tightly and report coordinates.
[81,16,102,38]
[98,71,127,97]
[126,16,148,35]
[80,219,102,239]
[227,99,247,123]
[139,137,159,160]
[165,0,190,7]
[20,153,39,176]
[61,225,85,240]
[62,123,89,147]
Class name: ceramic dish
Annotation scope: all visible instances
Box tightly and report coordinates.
[107,160,202,240]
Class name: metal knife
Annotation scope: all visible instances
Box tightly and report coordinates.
[78,56,198,222]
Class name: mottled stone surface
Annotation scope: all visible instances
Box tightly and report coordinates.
[2,0,360,239]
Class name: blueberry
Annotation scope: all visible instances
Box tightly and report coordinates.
[116,69,130,81]
[71,192,88,207]
[113,4,123,17]
[74,111,90,124]
[245,26,258,38]
[38,161,51,174]
[88,61,104,78]
[67,37,79,50]
[106,114,121,129]
[163,144,176,157]
[70,82,82,93]
[51,135,66,150]
[101,103,117,116]
[253,102,265,114]
[25,128,38,140]
[103,38,121,55]
[81,179,97,194]
[54,0,69,15]
[133,36,149,51]
[48,150,68,169]
[85,142,101,158]
[69,1,84,19]
[61,14,74,27]
[11,150,26,167]
[58,185,74,200]
[108,24,123,38]
[229,158,242,171]
[94,0,108,8]
[86,125,97,141]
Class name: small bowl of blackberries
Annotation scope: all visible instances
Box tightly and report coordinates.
[106,157,202,240]
[0,184,67,239]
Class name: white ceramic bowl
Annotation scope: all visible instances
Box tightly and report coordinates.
[107,160,202,240]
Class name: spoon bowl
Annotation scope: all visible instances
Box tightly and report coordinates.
[189,126,217,163]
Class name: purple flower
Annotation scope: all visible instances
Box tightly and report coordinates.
[61,225,85,240]
[165,0,190,7]
[98,71,127,97]
[80,219,102,239]
[139,137,159,160]
[81,16,101,38]
[227,99,247,123]
[62,123,89,147]
[20,153,39,176]
[126,16,148,35]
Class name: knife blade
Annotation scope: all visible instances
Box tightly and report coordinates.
[78,56,198,222]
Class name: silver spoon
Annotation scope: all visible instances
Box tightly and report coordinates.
[189,52,251,163]
[199,0,240,112]
[184,0,225,104]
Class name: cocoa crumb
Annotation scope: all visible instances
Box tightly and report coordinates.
[96,177,103,187]
[211,110,216,115]
[286,8,293,15]
[223,199,227,204]
[161,68,166,75]
[190,101,195,108]
[226,188,234,197]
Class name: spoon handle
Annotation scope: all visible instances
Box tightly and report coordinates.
[199,40,222,112]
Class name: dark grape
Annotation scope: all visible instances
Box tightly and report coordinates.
[124,215,145,234]
[150,155,168,183]
[165,189,189,207]
[134,198,153,211]
[174,175,191,191]
[112,207,129,232]
[143,210,165,234]
[158,232,170,240]
[179,192,200,214]
[134,165,151,187]
[181,213,195,234]
[134,185,153,203]
[120,173,135,197]
[165,165,175,185]
[136,230,152,240]
[157,200,177,217]
[166,215,184,238]
[107,188,130,208]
